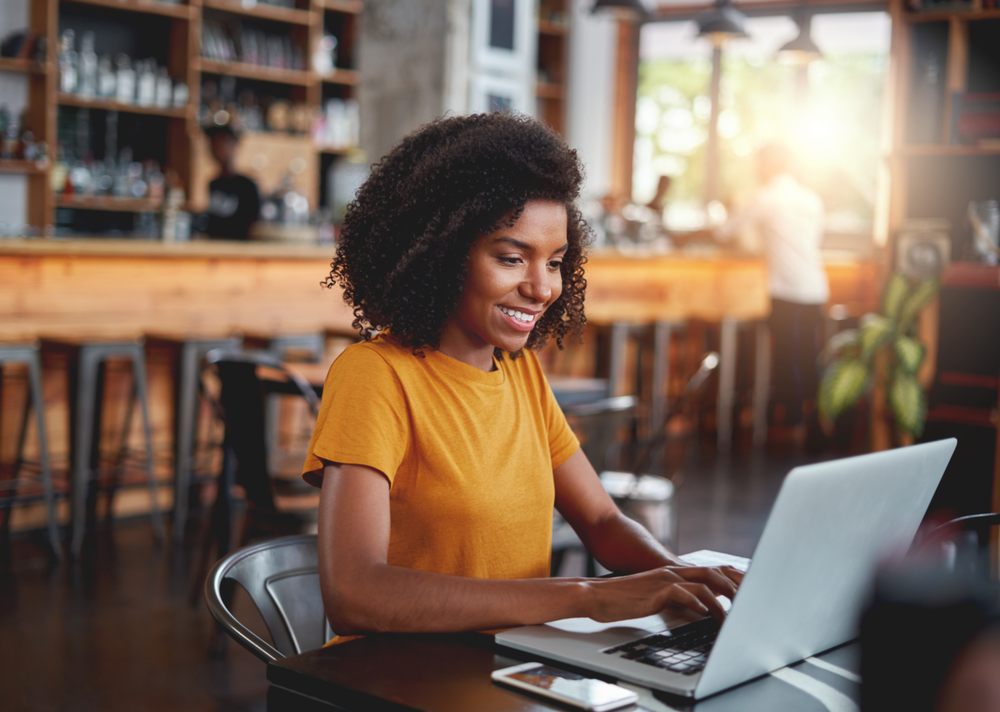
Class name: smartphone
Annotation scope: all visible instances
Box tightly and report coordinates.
[492,662,639,711]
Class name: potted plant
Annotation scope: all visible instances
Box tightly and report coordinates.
[818,272,940,444]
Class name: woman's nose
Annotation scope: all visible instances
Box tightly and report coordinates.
[520,265,553,304]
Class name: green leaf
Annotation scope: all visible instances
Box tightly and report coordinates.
[819,329,860,369]
[894,335,926,374]
[882,272,910,320]
[889,371,927,437]
[818,359,870,422]
[898,277,940,333]
[859,315,894,363]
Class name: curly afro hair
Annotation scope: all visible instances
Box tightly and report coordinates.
[323,112,590,358]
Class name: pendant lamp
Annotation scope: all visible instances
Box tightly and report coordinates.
[591,0,648,21]
[777,14,822,65]
[695,0,749,48]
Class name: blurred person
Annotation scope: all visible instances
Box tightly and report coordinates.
[303,113,743,641]
[715,142,828,439]
[203,124,259,240]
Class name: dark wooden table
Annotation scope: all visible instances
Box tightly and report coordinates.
[266,632,861,712]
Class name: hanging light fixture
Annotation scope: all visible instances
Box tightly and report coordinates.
[777,14,822,65]
[591,0,649,21]
[695,0,749,48]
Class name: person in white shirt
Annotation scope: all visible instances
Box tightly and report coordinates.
[716,143,828,435]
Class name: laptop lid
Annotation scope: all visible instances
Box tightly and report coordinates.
[694,438,956,697]
[496,440,956,699]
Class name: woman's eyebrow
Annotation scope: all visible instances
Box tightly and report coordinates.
[492,236,569,254]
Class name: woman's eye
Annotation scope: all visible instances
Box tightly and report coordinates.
[548,260,563,270]
[498,256,521,265]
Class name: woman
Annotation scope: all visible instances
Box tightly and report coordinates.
[303,113,741,637]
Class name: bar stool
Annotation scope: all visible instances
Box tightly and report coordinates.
[716,319,770,452]
[145,333,242,541]
[0,342,62,557]
[40,337,165,556]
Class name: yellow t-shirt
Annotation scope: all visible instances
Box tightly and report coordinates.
[302,334,580,581]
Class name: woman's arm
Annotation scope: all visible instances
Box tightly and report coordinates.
[318,461,739,635]
[552,449,682,572]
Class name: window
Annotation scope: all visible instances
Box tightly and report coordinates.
[633,12,891,239]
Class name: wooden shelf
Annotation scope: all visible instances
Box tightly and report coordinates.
[196,58,313,86]
[899,143,1000,157]
[316,145,353,155]
[202,0,313,25]
[905,7,1000,22]
[0,160,47,175]
[55,196,163,213]
[323,0,363,13]
[538,19,568,36]
[58,93,189,118]
[536,81,566,100]
[62,0,194,20]
[319,68,359,86]
[0,57,48,74]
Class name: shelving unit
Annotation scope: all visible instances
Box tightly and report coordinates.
[0,160,48,175]
[888,0,1000,529]
[536,0,569,136]
[62,0,195,20]
[12,0,570,230]
[0,57,49,74]
[57,93,190,118]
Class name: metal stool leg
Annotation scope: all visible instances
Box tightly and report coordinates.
[752,321,771,449]
[173,341,200,541]
[27,353,62,557]
[651,322,673,437]
[717,318,738,453]
[71,349,101,557]
[132,347,165,543]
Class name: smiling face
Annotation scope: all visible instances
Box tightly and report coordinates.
[438,200,568,371]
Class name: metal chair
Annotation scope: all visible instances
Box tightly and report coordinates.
[190,348,321,604]
[205,534,332,662]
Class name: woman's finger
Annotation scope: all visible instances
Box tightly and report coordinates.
[669,567,738,599]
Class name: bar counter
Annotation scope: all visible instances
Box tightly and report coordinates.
[0,239,878,341]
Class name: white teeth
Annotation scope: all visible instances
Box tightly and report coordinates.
[500,306,534,323]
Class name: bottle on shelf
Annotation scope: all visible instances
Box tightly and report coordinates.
[136,59,156,107]
[52,143,68,193]
[98,55,117,99]
[115,54,136,105]
[58,29,78,94]
[155,67,173,108]
[78,31,98,99]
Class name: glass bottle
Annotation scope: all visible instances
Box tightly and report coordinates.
[155,67,172,108]
[115,54,135,104]
[78,31,98,98]
[136,60,156,107]
[98,55,116,99]
[58,29,78,94]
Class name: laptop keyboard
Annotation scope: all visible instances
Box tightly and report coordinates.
[601,618,720,675]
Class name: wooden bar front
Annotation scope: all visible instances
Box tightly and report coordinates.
[0,240,877,532]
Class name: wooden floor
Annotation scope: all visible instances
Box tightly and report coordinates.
[0,438,824,712]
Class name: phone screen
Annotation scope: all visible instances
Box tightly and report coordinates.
[505,665,636,707]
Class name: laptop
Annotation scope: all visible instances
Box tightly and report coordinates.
[496,439,957,699]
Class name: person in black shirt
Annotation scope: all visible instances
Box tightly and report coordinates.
[204,124,260,240]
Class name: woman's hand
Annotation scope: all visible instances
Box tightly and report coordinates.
[585,565,744,624]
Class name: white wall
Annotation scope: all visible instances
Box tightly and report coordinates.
[566,0,617,203]
[0,0,31,234]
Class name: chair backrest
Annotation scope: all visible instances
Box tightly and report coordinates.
[562,396,638,474]
[205,534,331,662]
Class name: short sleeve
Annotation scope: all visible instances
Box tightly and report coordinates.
[523,352,580,469]
[301,344,410,488]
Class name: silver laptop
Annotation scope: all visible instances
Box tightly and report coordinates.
[497,439,957,699]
